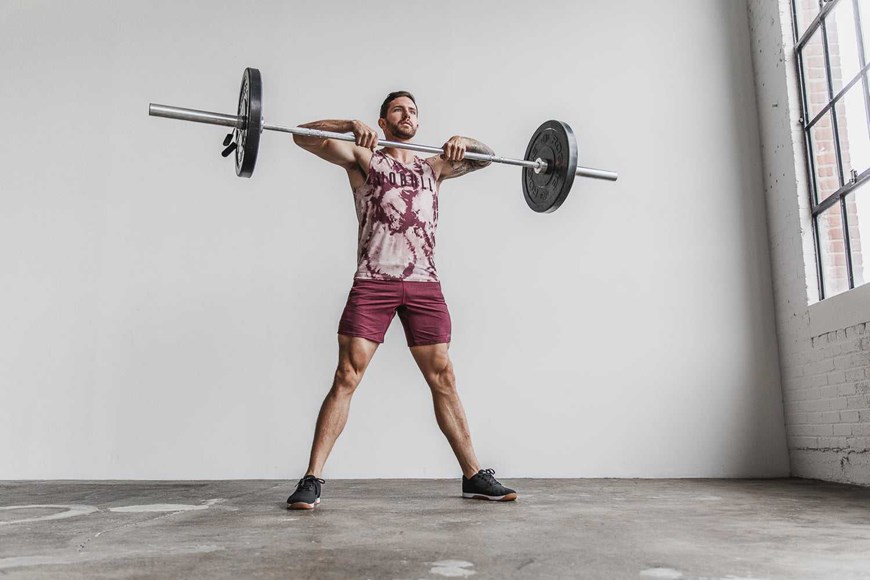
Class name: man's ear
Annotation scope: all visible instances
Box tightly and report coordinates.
[377,118,386,131]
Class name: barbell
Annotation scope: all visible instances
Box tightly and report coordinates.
[149,67,618,213]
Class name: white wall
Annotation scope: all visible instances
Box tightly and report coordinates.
[0,0,788,480]
[747,0,870,486]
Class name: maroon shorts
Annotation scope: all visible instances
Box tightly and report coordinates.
[338,278,452,347]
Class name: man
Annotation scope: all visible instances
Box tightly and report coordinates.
[286,91,517,510]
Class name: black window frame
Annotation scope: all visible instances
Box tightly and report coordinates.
[792,0,870,298]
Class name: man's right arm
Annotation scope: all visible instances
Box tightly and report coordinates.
[293,120,378,175]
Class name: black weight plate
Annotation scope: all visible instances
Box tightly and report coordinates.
[521,120,578,213]
[235,67,262,178]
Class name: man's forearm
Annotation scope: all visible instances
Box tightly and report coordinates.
[445,137,494,176]
[294,120,357,148]
[463,137,494,166]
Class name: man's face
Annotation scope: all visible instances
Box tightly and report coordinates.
[379,96,418,140]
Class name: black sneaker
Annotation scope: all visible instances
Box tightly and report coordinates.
[462,468,517,501]
[287,475,325,510]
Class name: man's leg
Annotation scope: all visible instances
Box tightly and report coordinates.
[304,334,379,477]
[410,343,482,479]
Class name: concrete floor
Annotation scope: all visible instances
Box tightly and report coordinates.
[1,479,870,579]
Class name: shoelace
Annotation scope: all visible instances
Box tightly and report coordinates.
[297,476,325,491]
[477,468,498,485]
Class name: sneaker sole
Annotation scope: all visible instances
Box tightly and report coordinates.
[462,492,518,501]
[287,498,320,510]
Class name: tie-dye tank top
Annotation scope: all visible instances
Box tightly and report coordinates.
[352,150,440,281]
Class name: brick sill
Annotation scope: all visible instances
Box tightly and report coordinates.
[809,282,870,337]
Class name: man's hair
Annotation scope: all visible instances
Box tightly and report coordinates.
[379,91,417,119]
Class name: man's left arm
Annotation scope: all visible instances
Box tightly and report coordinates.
[428,136,494,181]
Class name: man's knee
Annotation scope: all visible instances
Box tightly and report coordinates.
[427,358,457,396]
[332,363,363,395]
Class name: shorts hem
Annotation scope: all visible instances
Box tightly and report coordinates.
[337,331,385,344]
[407,337,451,347]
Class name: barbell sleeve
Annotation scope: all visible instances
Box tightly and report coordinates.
[575,167,618,181]
[149,104,242,129]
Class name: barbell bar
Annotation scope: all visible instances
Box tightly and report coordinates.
[148,102,618,182]
[148,67,618,213]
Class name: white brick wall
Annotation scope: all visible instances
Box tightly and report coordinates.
[747,0,870,485]
[784,323,870,452]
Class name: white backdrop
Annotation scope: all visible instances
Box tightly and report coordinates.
[0,0,789,479]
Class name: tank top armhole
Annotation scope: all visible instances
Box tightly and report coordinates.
[352,150,380,195]
[421,156,437,177]
[421,156,440,192]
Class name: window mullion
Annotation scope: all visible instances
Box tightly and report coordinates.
[841,195,856,288]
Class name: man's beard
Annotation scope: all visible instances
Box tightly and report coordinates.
[388,120,416,140]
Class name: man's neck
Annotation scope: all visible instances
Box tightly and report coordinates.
[380,131,417,164]
[382,146,416,165]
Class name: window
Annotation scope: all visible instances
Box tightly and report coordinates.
[792,0,870,298]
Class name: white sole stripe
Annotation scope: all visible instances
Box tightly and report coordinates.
[462,492,508,500]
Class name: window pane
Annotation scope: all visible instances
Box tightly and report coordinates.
[796,0,822,39]
[857,0,870,64]
[801,25,832,120]
[810,112,842,203]
[828,0,863,94]
[834,77,870,177]
[818,202,851,297]
[846,188,869,286]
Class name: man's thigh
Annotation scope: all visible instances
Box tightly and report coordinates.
[336,333,380,375]
[398,281,452,347]
[338,279,402,343]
